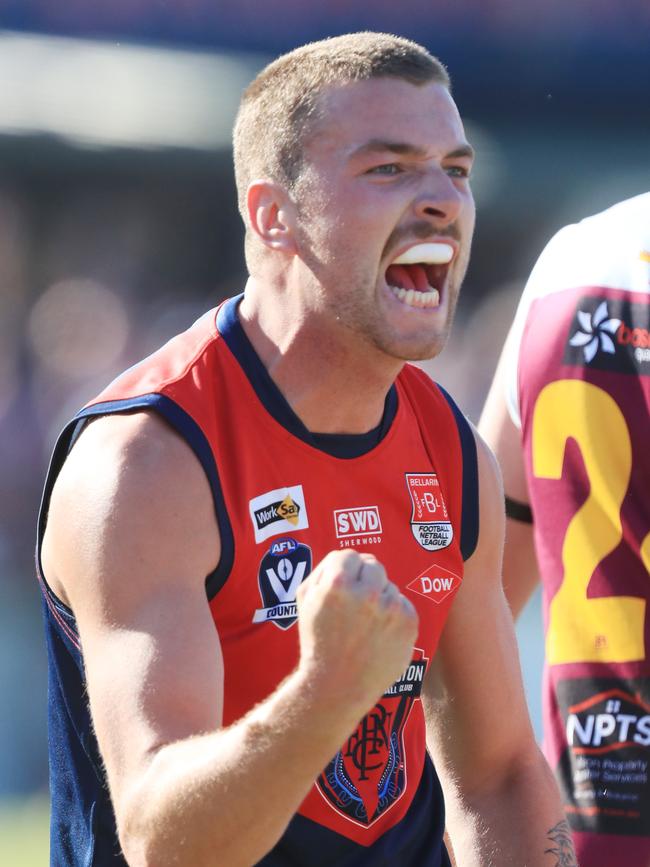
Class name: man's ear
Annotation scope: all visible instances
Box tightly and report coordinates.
[246,180,297,254]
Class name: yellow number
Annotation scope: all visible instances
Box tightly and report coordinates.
[533,380,646,664]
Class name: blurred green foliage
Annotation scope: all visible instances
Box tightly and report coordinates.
[0,798,49,866]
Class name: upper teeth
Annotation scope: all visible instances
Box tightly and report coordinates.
[392,242,454,265]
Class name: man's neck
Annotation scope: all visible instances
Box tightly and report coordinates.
[237,279,402,435]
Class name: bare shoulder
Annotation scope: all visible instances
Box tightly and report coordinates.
[42,410,220,615]
[471,420,504,516]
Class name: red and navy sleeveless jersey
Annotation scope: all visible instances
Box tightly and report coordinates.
[507,194,650,867]
[37,294,479,866]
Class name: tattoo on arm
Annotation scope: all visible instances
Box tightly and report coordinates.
[544,821,577,866]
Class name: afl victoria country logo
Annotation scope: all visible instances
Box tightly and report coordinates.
[252,537,312,630]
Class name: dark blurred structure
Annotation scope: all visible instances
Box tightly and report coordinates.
[0,3,648,797]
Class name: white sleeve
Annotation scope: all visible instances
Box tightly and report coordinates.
[503,224,580,429]
[504,193,650,427]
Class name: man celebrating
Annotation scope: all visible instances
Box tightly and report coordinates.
[38,33,574,866]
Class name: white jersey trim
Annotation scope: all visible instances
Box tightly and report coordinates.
[504,192,650,428]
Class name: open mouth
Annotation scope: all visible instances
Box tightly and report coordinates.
[385,242,454,309]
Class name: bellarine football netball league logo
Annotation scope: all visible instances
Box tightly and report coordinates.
[405,473,453,551]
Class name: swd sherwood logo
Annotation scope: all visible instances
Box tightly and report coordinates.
[252,537,312,630]
[317,649,427,827]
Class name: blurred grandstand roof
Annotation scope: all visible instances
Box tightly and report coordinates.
[0,0,648,122]
[0,31,259,150]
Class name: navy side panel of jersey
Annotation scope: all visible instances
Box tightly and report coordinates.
[42,593,126,866]
[438,385,479,561]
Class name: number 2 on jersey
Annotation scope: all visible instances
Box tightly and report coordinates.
[532,379,647,665]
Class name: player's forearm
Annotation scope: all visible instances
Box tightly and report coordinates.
[117,667,364,867]
[445,749,576,867]
[501,514,539,618]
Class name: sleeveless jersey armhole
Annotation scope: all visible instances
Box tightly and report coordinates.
[37,394,234,607]
[436,385,479,562]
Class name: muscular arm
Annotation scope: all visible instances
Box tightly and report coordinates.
[42,412,417,867]
[424,429,575,866]
[478,330,539,617]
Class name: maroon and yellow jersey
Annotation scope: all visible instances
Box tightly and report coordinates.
[37,294,479,865]
[508,193,650,866]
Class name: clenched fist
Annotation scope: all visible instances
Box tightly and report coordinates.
[295,550,419,723]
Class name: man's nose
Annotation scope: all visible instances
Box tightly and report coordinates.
[413,174,465,227]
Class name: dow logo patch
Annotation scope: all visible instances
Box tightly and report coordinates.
[405,473,453,551]
[252,537,312,630]
[407,564,461,605]
[249,484,309,544]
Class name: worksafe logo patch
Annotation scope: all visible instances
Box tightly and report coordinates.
[405,473,453,551]
[407,564,461,605]
[252,537,312,630]
[249,484,308,543]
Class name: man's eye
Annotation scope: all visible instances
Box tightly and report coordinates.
[368,163,402,175]
[446,165,471,179]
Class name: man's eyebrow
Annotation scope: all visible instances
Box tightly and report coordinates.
[351,140,428,159]
[350,139,475,161]
[446,144,475,161]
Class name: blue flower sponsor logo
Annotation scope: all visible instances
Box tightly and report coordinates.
[569,301,621,363]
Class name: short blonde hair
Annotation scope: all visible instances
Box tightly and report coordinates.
[233,32,450,222]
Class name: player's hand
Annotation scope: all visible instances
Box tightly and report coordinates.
[295,550,418,719]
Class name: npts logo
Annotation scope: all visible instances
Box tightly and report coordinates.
[566,689,650,753]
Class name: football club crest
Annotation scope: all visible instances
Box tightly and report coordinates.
[405,473,453,551]
[252,537,312,630]
[317,648,428,827]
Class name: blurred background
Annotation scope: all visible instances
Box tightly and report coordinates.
[1,2,649,862]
